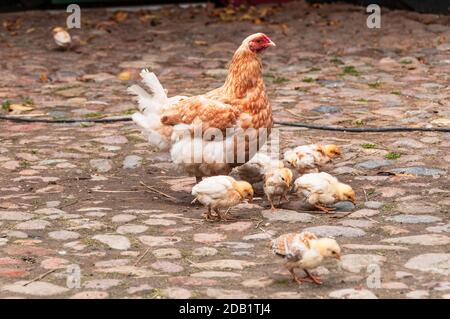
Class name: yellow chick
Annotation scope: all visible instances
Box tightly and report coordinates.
[271,231,341,285]
[52,27,71,49]
[235,153,284,185]
[284,144,341,173]
[263,167,293,210]
[294,172,355,213]
[191,175,253,221]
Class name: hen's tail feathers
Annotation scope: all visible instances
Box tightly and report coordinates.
[128,70,170,150]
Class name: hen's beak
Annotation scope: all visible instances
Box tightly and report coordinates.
[268,40,276,47]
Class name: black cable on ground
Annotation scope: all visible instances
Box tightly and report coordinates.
[275,121,450,133]
[0,114,449,133]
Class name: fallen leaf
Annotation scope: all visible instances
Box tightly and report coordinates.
[113,11,128,23]
[194,40,207,46]
[9,104,34,111]
[118,71,131,81]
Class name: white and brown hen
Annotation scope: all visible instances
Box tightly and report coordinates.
[129,33,275,183]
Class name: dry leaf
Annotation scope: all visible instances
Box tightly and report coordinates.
[9,104,34,111]
[194,40,207,46]
[118,71,131,81]
[39,73,49,83]
[113,11,128,23]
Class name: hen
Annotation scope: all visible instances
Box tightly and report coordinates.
[294,172,356,213]
[270,231,341,285]
[129,33,275,183]
[191,175,253,221]
[284,144,341,173]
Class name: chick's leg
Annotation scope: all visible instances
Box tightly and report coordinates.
[313,204,335,213]
[267,194,276,211]
[303,269,323,285]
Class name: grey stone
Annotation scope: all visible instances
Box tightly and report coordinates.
[383,234,450,246]
[0,211,34,221]
[89,159,112,173]
[123,155,143,169]
[386,214,442,224]
[192,247,218,257]
[49,230,80,240]
[405,253,450,275]
[311,105,342,113]
[389,167,445,176]
[16,219,51,230]
[333,201,356,211]
[93,234,131,250]
[340,254,386,273]
[304,225,366,237]
[356,160,393,169]
[261,209,313,223]
[2,281,69,296]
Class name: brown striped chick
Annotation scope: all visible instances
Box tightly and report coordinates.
[191,175,253,221]
[284,144,341,173]
[294,172,356,213]
[270,231,341,285]
[263,168,293,211]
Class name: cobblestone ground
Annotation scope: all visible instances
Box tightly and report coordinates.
[0,1,449,299]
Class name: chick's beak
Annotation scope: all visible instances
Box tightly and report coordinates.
[248,196,253,203]
[335,253,341,261]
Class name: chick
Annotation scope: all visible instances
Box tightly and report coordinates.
[294,172,355,213]
[284,144,341,173]
[235,153,284,185]
[263,167,293,210]
[270,231,341,285]
[191,175,253,221]
[52,27,71,49]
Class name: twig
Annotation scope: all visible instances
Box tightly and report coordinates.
[23,269,57,286]
[134,248,150,266]
[363,189,369,202]
[140,181,178,202]
[185,258,198,266]
[255,219,264,229]
[329,212,353,219]
[91,189,143,193]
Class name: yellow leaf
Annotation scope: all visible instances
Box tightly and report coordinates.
[113,11,128,23]
[118,71,131,81]
[194,40,207,46]
[9,104,33,111]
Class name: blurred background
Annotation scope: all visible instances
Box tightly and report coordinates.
[1,0,449,14]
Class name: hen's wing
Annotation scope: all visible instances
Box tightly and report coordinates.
[160,95,246,132]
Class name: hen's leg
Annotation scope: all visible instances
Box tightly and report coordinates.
[195,176,202,184]
[314,203,335,213]
[213,208,224,221]
[303,269,322,285]
[203,206,214,221]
